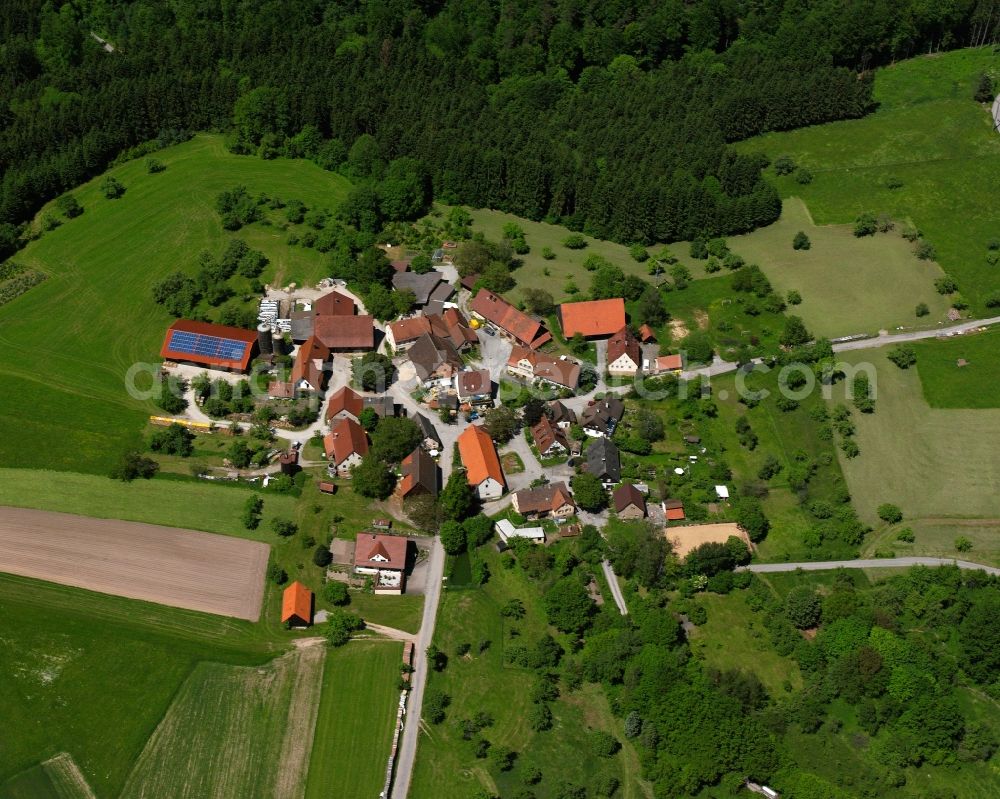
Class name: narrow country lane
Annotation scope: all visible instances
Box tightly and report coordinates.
[742,557,1000,576]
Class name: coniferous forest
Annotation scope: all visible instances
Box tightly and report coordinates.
[4,0,999,261]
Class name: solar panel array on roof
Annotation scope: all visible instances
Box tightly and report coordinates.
[168,330,249,362]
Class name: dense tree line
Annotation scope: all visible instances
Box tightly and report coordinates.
[4,0,994,255]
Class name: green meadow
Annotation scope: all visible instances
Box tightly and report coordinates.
[0,572,407,799]
[0,133,350,474]
[726,198,950,338]
[738,48,1000,315]
[305,641,404,799]
[0,574,281,797]
[912,326,1000,408]
[832,348,1000,566]
[410,546,648,799]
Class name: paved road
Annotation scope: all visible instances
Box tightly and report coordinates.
[390,535,445,799]
[601,560,629,615]
[830,316,1000,352]
[742,557,1000,576]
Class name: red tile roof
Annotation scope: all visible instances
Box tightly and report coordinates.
[507,345,580,389]
[354,533,407,571]
[388,316,432,345]
[638,324,657,343]
[281,581,313,624]
[326,386,364,420]
[314,315,375,350]
[530,416,568,455]
[324,417,369,464]
[654,354,684,372]
[512,481,575,515]
[160,319,258,371]
[469,290,550,349]
[559,298,626,338]
[457,424,505,489]
[313,290,356,316]
[665,505,686,521]
[291,335,329,389]
[607,326,641,369]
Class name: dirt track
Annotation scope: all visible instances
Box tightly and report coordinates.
[0,507,269,620]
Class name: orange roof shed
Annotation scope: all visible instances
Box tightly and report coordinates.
[281,581,314,626]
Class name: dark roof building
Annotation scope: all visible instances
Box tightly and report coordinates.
[549,401,577,428]
[511,482,576,518]
[612,483,647,517]
[408,332,463,382]
[362,395,396,418]
[398,446,440,498]
[392,271,447,306]
[586,437,621,483]
[531,416,569,456]
[413,413,441,449]
[581,398,625,436]
[456,369,493,402]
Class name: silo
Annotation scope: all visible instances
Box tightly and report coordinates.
[257,323,274,355]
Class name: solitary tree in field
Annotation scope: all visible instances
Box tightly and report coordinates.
[974,72,994,103]
[877,503,903,524]
[100,176,126,199]
[792,231,811,250]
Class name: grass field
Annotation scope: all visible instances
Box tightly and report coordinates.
[832,348,1000,566]
[0,133,351,474]
[347,592,425,635]
[0,573,283,797]
[305,641,403,799]
[737,48,1000,316]
[121,646,325,799]
[410,547,648,799]
[726,198,950,338]
[912,326,1000,407]
[0,754,96,799]
[0,468,296,539]
[689,591,802,696]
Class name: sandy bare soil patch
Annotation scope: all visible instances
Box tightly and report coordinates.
[665,521,751,559]
[0,507,268,620]
[669,319,690,340]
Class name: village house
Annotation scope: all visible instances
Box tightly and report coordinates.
[586,437,621,485]
[606,326,642,376]
[506,345,580,391]
[468,289,552,349]
[289,335,329,395]
[457,424,506,499]
[455,369,493,405]
[353,533,408,594]
[580,397,625,437]
[613,483,647,520]
[646,353,684,375]
[548,400,577,429]
[557,298,626,339]
[387,309,479,353]
[392,271,454,310]
[511,481,576,520]
[494,518,545,544]
[324,417,369,476]
[326,386,364,423]
[530,416,569,458]
[411,412,441,452]
[638,324,657,343]
[397,446,439,498]
[281,581,314,627]
[407,332,463,384]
